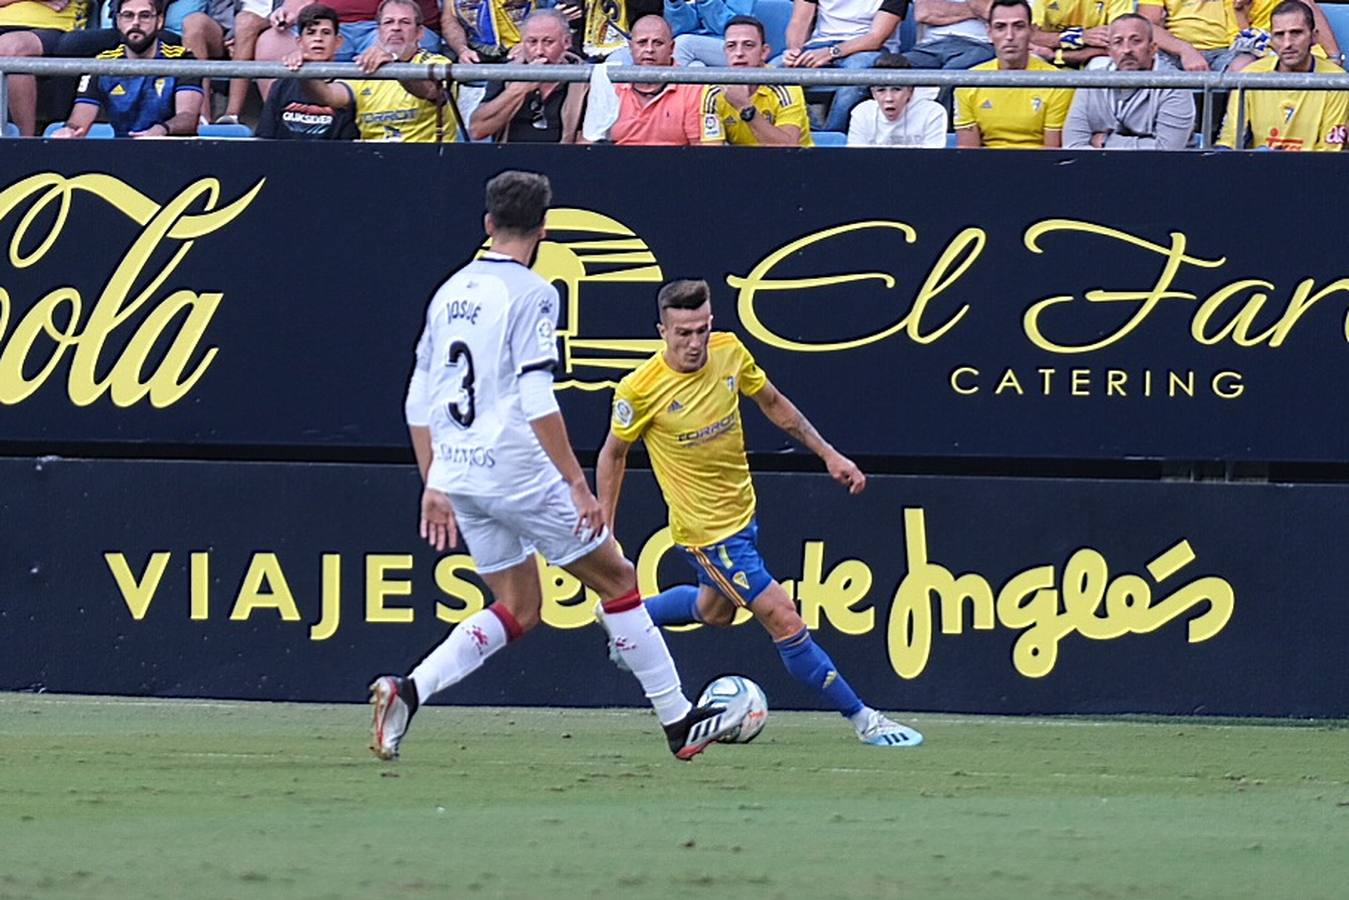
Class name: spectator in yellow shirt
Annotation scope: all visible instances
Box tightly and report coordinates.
[1139,0,1241,71]
[704,15,814,146]
[1218,0,1347,149]
[955,0,1074,146]
[1029,0,1134,68]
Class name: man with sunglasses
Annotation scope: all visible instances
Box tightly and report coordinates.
[53,0,202,138]
[1063,13,1194,149]
[469,9,586,141]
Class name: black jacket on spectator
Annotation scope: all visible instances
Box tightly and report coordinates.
[258,79,358,140]
[480,80,566,143]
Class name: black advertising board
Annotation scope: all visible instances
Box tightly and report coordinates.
[3,144,1349,461]
[4,457,1345,717]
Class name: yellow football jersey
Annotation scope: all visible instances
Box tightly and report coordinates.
[1217,54,1347,149]
[0,0,87,31]
[954,57,1074,147]
[704,84,815,147]
[344,50,458,142]
[1137,0,1237,50]
[611,332,768,548]
[1032,0,1133,32]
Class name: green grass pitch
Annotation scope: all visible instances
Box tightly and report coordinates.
[3,694,1347,900]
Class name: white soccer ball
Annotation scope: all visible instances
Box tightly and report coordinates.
[697,675,769,744]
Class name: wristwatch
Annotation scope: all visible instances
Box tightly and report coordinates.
[828,45,842,59]
[740,105,757,122]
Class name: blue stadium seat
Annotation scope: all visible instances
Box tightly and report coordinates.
[1323,3,1349,51]
[946,131,958,148]
[753,0,794,59]
[2,122,19,138]
[43,121,115,138]
[813,129,848,145]
[198,122,254,138]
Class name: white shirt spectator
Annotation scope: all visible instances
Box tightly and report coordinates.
[810,0,910,45]
[848,97,948,146]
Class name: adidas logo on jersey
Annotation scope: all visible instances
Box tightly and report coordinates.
[111,84,127,96]
[981,99,993,109]
[668,400,683,412]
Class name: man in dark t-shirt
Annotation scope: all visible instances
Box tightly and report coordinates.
[261,4,359,139]
[54,0,203,138]
[468,8,581,142]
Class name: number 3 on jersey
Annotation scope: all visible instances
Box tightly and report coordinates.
[446,340,476,428]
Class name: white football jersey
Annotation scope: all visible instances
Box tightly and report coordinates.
[411,252,561,497]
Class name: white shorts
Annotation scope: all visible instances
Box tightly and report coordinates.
[451,477,606,575]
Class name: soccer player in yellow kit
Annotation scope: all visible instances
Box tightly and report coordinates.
[596,280,922,747]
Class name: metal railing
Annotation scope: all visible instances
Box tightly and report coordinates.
[5,56,1349,143]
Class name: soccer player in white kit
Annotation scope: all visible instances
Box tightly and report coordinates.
[368,171,746,761]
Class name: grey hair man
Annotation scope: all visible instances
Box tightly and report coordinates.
[1062,13,1196,149]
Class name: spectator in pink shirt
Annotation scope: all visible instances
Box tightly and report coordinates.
[585,15,723,145]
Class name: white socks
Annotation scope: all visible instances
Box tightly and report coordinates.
[409,597,693,727]
[601,595,693,726]
[409,606,516,702]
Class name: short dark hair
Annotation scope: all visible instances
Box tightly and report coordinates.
[297,3,340,33]
[376,0,422,25]
[988,0,1032,23]
[657,279,711,317]
[872,51,912,70]
[1271,0,1314,30]
[112,0,168,16]
[724,15,765,42]
[485,171,551,235]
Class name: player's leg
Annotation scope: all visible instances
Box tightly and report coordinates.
[0,30,48,137]
[563,538,747,759]
[369,495,538,759]
[706,521,924,747]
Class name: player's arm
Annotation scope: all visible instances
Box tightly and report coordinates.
[470,80,533,139]
[530,409,606,538]
[915,0,989,26]
[440,6,480,61]
[356,46,446,101]
[409,426,433,481]
[1139,2,1207,71]
[781,0,817,65]
[406,329,457,551]
[750,379,867,494]
[302,77,354,108]
[954,87,982,146]
[54,98,100,138]
[152,84,203,137]
[1308,0,1342,57]
[596,431,633,536]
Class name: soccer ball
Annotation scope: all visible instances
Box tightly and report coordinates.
[697,675,769,744]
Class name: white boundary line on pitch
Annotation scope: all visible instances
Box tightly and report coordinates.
[2,694,1338,732]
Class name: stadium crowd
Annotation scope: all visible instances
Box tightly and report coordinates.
[1,0,1346,147]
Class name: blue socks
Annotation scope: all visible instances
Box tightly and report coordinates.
[775,627,865,719]
[646,593,866,721]
[644,585,701,627]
